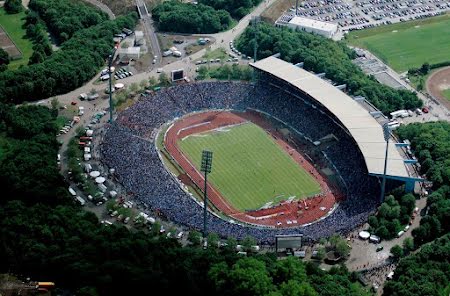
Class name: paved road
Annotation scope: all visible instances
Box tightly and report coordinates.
[135,0,161,67]
[81,0,116,20]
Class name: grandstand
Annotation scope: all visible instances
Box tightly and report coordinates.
[250,56,423,192]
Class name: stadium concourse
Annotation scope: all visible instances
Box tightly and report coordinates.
[100,80,393,244]
[164,110,338,227]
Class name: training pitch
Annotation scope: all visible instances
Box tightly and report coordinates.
[178,122,321,211]
[346,14,450,73]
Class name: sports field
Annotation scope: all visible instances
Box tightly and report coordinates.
[346,14,450,73]
[0,8,33,69]
[178,122,321,211]
[443,89,450,101]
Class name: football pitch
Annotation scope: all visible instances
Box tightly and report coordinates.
[178,122,321,211]
[346,14,450,73]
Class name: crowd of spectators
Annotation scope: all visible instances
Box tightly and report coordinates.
[100,81,382,243]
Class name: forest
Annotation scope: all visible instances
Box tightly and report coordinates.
[383,233,450,296]
[235,23,422,114]
[368,193,416,240]
[152,1,232,34]
[396,122,450,246]
[199,0,263,19]
[0,0,137,104]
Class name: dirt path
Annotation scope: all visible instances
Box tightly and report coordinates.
[426,66,450,110]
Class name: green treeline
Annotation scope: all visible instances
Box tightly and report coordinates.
[29,0,108,43]
[0,0,138,104]
[396,122,450,246]
[383,233,450,296]
[0,104,370,295]
[152,1,232,34]
[235,23,422,114]
[0,103,66,204]
[24,11,52,65]
[381,122,450,296]
[368,193,416,240]
[199,0,263,19]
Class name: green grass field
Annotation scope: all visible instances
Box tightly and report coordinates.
[178,122,321,211]
[346,14,450,73]
[442,89,450,101]
[0,8,33,69]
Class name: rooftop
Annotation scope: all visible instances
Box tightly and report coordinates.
[288,16,337,32]
[250,56,409,178]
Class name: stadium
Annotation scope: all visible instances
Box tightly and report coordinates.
[100,56,420,244]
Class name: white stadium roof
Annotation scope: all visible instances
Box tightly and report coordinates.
[250,56,409,178]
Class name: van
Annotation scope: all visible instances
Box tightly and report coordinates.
[397,230,405,238]
[75,196,86,206]
[369,234,381,244]
[98,183,107,193]
[68,187,77,196]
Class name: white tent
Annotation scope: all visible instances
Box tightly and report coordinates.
[89,171,100,178]
[114,83,124,89]
[86,130,94,136]
[95,176,106,184]
[358,231,370,240]
[84,153,91,161]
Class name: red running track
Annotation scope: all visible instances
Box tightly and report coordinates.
[164,110,339,228]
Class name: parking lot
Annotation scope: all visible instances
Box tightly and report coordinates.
[279,0,450,32]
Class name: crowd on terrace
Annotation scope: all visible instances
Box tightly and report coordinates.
[100,81,382,243]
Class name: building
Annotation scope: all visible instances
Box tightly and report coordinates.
[275,15,338,38]
[117,47,141,60]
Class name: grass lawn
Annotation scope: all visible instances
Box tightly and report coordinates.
[200,48,228,61]
[442,89,450,101]
[178,122,321,211]
[0,8,33,69]
[346,14,450,73]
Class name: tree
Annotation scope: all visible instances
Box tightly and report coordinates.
[278,280,318,296]
[129,82,139,93]
[390,245,403,260]
[315,246,326,261]
[273,256,307,284]
[139,79,148,90]
[335,240,350,258]
[158,72,171,86]
[420,62,430,75]
[51,97,60,110]
[4,0,23,14]
[403,237,414,255]
[0,48,9,67]
[228,257,274,295]
[207,232,219,249]
[242,236,257,252]
[149,76,158,87]
[187,230,202,246]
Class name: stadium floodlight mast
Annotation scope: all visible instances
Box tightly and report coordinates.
[108,45,118,123]
[379,122,390,203]
[251,16,260,83]
[200,150,213,238]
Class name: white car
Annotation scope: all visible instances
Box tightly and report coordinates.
[157,68,163,73]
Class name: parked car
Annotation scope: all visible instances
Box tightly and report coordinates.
[422,106,429,113]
